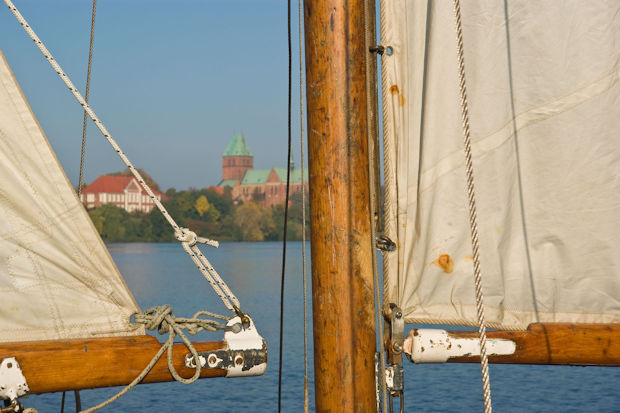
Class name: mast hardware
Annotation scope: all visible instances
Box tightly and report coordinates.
[369,45,385,55]
[386,304,404,364]
[0,358,29,413]
[232,305,251,329]
[376,235,396,252]
[374,353,382,413]
[185,316,267,378]
[385,364,404,413]
[384,304,405,413]
[403,329,516,363]
[187,348,267,374]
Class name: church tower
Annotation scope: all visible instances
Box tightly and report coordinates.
[222,133,253,182]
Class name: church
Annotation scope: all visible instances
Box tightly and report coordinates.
[218,133,307,208]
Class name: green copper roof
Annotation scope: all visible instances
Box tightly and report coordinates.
[223,133,253,157]
[272,167,308,183]
[219,179,238,188]
[241,169,271,185]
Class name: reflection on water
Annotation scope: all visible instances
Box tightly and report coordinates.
[23,242,620,412]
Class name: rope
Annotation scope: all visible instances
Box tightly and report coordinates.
[363,0,388,411]
[59,390,81,413]
[452,1,493,412]
[277,0,293,410]
[4,0,240,314]
[80,306,232,413]
[77,0,97,196]
[297,0,309,410]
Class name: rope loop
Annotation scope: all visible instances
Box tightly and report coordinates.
[134,305,232,336]
[78,305,233,412]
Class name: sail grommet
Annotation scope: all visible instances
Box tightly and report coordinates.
[0,358,29,412]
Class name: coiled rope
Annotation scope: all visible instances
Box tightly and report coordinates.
[81,306,233,413]
[452,1,493,412]
[4,0,241,315]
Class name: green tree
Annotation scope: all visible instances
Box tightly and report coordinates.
[90,204,128,242]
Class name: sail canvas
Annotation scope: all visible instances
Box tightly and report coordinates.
[0,50,143,342]
[381,0,620,329]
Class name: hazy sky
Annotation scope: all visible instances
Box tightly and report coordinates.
[0,0,303,190]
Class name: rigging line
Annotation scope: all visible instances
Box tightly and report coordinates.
[77,0,97,197]
[74,390,81,413]
[452,1,493,412]
[59,388,82,413]
[278,0,293,410]
[80,305,231,413]
[364,0,387,411]
[297,0,309,411]
[4,0,240,313]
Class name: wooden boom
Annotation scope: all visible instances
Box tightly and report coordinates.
[0,336,226,394]
[405,323,620,366]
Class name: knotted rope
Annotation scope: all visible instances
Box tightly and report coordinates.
[80,305,234,413]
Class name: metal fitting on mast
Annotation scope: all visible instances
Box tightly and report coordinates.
[384,304,404,413]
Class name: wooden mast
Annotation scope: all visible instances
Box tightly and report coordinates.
[304,0,377,411]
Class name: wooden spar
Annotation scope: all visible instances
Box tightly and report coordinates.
[405,323,620,366]
[304,0,377,411]
[0,336,227,394]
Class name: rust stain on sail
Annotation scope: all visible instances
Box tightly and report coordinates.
[389,84,406,106]
[432,254,454,274]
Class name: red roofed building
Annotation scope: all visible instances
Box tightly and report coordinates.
[80,175,163,213]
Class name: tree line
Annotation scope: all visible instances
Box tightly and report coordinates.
[87,187,309,243]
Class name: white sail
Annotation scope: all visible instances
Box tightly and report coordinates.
[381,1,620,329]
[0,50,144,342]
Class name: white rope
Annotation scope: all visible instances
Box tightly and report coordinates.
[452,1,493,412]
[4,0,240,313]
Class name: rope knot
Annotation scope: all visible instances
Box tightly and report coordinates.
[135,305,174,334]
[174,227,197,246]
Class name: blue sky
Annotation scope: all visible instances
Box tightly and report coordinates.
[0,0,304,190]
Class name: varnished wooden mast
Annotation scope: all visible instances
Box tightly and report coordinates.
[304,0,377,411]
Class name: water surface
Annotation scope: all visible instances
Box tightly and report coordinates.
[25,242,619,412]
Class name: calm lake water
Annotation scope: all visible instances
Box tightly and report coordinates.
[24,242,619,412]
